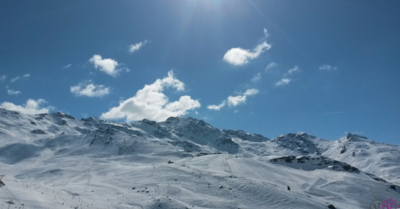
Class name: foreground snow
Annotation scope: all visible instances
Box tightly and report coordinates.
[0,109,399,208]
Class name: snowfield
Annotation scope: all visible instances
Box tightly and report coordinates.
[0,108,399,209]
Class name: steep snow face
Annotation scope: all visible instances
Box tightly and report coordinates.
[0,109,399,208]
[321,133,400,185]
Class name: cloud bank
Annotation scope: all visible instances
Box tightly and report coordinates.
[101,71,200,122]
[0,99,52,114]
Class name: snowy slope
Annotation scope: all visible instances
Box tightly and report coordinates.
[0,108,399,209]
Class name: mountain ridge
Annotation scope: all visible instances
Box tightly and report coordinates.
[0,108,399,209]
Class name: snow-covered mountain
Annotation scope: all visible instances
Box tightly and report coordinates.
[0,108,399,209]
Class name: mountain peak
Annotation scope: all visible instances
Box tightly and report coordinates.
[271,132,321,155]
[341,133,371,143]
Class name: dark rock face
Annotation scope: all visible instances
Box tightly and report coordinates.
[365,173,387,182]
[223,129,269,142]
[340,146,347,154]
[165,117,180,125]
[89,127,116,146]
[169,140,201,152]
[271,133,320,155]
[51,112,75,120]
[31,129,46,134]
[270,155,360,172]
[328,204,336,209]
[214,135,239,154]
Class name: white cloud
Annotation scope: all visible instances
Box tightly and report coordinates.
[10,74,30,82]
[89,55,122,77]
[129,40,148,53]
[7,89,21,95]
[63,64,72,69]
[207,101,226,110]
[263,28,269,38]
[251,73,261,83]
[10,76,20,82]
[284,66,300,76]
[0,99,52,114]
[223,42,271,66]
[0,75,6,82]
[276,66,300,86]
[227,95,247,106]
[244,88,259,96]
[234,110,239,114]
[70,81,110,98]
[100,71,200,122]
[319,64,337,71]
[266,62,277,71]
[208,88,259,110]
[275,78,291,86]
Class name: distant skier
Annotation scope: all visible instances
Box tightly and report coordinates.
[287,186,290,191]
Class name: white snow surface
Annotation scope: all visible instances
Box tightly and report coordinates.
[0,108,399,209]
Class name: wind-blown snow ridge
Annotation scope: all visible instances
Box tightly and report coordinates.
[0,108,399,209]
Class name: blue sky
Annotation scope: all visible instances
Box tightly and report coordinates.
[1,1,399,144]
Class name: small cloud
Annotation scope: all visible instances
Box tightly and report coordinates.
[209,88,259,110]
[223,42,271,66]
[89,55,125,77]
[0,75,6,82]
[207,101,226,110]
[319,64,337,71]
[244,88,259,96]
[22,74,30,78]
[251,73,261,83]
[10,76,20,82]
[7,89,21,95]
[100,71,200,122]
[70,81,110,98]
[276,78,291,86]
[227,95,247,106]
[227,88,259,106]
[0,99,53,114]
[234,110,239,114]
[223,28,271,66]
[63,64,72,69]
[129,40,148,53]
[266,62,277,71]
[284,66,300,76]
[276,66,300,86]
[263,28,269,38]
